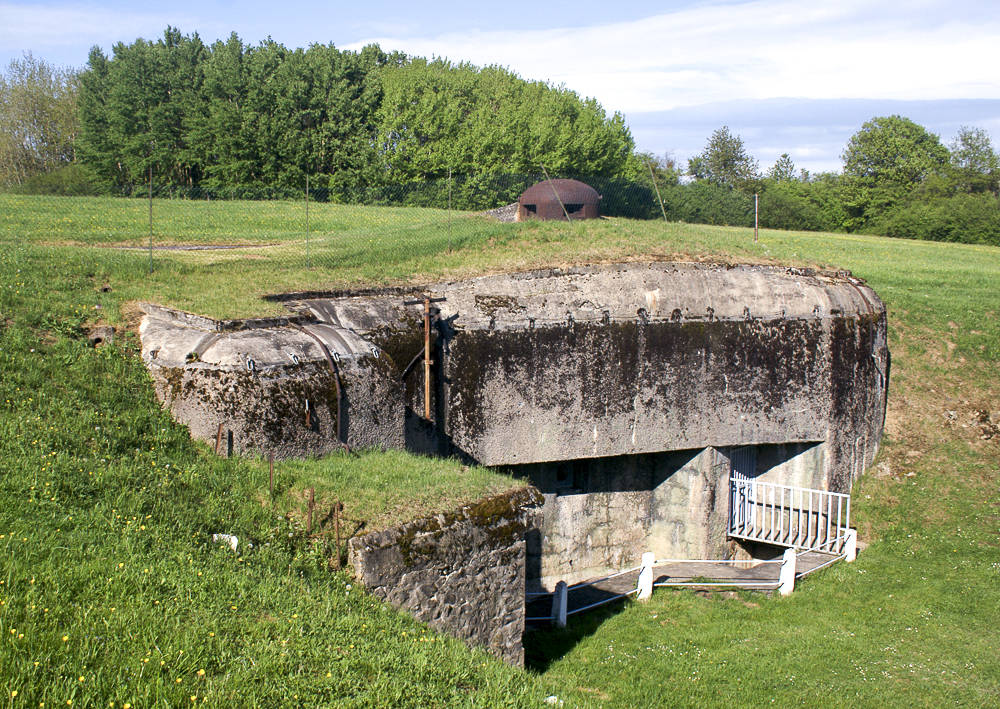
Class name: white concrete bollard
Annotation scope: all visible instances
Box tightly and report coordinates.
[552,581,568,628]
[844,528,858,562]
[778,547,797,596]
[637,552,655,601]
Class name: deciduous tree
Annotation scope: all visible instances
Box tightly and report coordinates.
[840,115,949,230]
[949,126,998,195]
[0,52,79,186]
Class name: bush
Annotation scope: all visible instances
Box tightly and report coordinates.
[12,163,105,196]
[660,182,753,227]
[872,192,1000,246]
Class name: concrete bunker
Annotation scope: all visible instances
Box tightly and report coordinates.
[140,262,888,651]
[517,178,601,221]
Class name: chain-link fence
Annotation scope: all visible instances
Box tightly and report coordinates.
[1,172,765,317]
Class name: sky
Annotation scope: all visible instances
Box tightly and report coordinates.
[2,0,999,174]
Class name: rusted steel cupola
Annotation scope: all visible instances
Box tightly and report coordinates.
[517,178,602,221]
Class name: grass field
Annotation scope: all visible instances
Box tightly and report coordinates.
[2,194,999,708]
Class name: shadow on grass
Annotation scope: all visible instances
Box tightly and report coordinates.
[523,594,632,673]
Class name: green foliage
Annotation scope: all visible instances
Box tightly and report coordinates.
[75,32,635,195]
[765,153,796,182]
[873,191,1000,245]
[841,115,950,230]
[948,126,999,195]
[0,52,80,187]
[660,181,754,227]
[758,173,846,233]
[376,58,635,182]
[687,126,760,192]
[9,163,104,196]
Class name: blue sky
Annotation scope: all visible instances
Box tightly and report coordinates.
[2,0,999,173]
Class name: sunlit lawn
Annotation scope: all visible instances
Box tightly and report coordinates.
[2,194,999,707]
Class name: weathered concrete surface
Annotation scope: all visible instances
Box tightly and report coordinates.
[140,264,888,479]
[347,488,543,666]
[139,303,404,458]
[139,262,888,592]
[278,263,887,487]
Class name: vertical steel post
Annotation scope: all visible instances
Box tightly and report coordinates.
[754,193,759,243]
[148,166,154,274]
[423,297,432,420]
[305,174,310,269]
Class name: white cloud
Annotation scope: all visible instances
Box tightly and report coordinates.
[345,0,1000,114]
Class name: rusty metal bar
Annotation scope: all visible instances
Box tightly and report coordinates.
[402,296,446,421]
[334,500,341,570]
[424,299,432,419]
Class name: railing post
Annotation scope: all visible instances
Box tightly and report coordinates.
[637,552,655,601]
[844,528,857,562]
[779,547,796,596]
[552,581,568,628]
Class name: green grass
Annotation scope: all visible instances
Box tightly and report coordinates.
[3,194,1000,707]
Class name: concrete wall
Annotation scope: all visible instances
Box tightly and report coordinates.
[140,305,405,458]
[139,263,889,595]
[518,448,732,588]
[347,488,542,666]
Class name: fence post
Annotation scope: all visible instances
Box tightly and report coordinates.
[754,193,759,243]
[552,581,568,628]
[637,551,655,601]
[268,451,274,499]
[148,166,154,274]
[645,160,668,222]
[779,547,796,596]
[305,174,310,269]
[844,528,857,562]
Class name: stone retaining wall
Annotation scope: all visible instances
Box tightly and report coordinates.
[347,487,543,666]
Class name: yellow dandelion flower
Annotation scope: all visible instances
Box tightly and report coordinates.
[63,636,68,641]
[197,669,205,676]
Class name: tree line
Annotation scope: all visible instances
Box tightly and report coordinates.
[640,117,1000,245]
[2,27,999,245]
[2,27,637,198]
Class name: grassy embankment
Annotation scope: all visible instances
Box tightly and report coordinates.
[2,193,999,708]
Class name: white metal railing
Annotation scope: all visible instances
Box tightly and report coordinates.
[729,478,851,554]
[526,511,860,628]
[524,564,643,626]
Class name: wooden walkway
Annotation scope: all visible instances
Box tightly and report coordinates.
[526,551,841,622]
